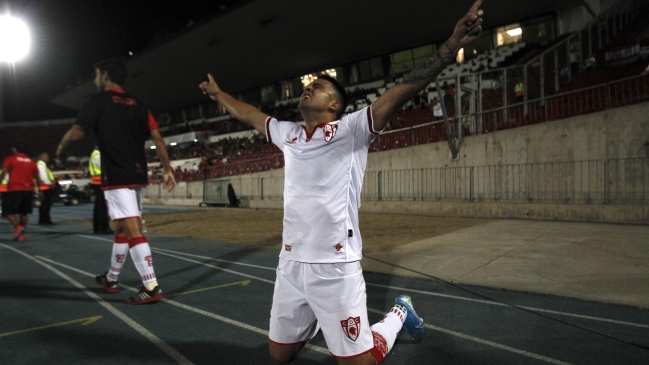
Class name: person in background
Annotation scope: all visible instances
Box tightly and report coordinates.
[431,97,443,120]
[89,145,112,234]
[1,141,41,242]
[36,152,56,225]
[57,58,176,304]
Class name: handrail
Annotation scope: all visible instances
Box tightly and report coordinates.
[524,0,639,67]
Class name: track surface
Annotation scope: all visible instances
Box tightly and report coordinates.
[1,204,648,364]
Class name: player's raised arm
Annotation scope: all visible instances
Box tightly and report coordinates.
[199,73,269,134]
[371,0,485,131]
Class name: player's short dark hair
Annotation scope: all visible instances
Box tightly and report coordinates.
[13,140,26,153]
[94,58,128,86]
[317,75,348,119]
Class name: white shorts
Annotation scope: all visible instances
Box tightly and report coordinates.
[269,258,372,358]
[104,187,144,221]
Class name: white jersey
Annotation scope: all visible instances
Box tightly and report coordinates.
[266,106,381,263]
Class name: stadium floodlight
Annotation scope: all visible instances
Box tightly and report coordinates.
[0,15,30,63]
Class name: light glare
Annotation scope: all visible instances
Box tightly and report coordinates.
[0,15,30,63]
[506,28,522,37]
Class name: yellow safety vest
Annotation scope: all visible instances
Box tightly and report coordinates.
[515,82,524,97]
[37,160,55,190]
[89,150,102,185]
[0,169,7,193]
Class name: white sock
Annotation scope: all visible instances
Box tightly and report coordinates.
[370,306,405,364]
[107,236,129,281]
[128,236,158,290]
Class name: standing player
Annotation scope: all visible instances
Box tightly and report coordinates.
[1,142,41,242]
[199,1,484,363]
[57,58,176,305]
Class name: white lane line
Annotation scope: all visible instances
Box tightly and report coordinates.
[153,250,276,285]
[153,247,649,330]
[366,283,649,329]
[367,307,574,365]
[153,247,276,271]
[0,244,194,365]
[15,232,649,330]
[75,235,275,271]
[33,255,329,356]
[122,249,574,364]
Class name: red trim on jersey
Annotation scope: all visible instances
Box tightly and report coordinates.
[330,348,372,359]
[115,235,128,244]
[367,105,379,135]
[128,235,148,248]
[112,215,140,222]
[102,183,148,191]
[107,87,124,94]
[147,110,159,131]
[265,117,273,143]
[301,122,332,142]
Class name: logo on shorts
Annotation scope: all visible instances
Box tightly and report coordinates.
[285,137,298,144]
[341,316,361,342]
[334,243,343,253]
[284,245,292,252]
[324,124,338,142]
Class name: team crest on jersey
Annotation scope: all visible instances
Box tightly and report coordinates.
[324,124,338,142]
[341,316,361,342]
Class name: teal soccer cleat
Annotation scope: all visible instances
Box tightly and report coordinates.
[395,294,426,343]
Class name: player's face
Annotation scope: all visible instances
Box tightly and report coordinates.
[93,69,107,92]
[298,80,337,112]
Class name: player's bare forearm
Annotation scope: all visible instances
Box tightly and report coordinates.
[404,39,459,86]
[371,0,484,130]
[200,73,267,134]
[372,39,460,129]
[57,125,85,158]
[216,91,267,133]
[151,130,173,173]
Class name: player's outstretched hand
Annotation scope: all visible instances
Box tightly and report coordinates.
[163,171,176,193]
[199,73,221,101]
[451,0,485,47]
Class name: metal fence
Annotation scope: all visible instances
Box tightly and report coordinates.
[225,158,648,205]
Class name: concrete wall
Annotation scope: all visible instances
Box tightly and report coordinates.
[144,102,649,223]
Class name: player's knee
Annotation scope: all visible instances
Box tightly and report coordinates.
[269,341,302,363]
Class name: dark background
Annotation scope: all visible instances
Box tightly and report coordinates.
[0,0,244,122]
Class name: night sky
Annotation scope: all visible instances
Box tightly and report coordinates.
[1,0,244,122]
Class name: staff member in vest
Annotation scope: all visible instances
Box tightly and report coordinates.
[89,145,112,234]
[515,78,524,103]
[37,153,56,225]
[1,141,41,242]
[0,170,8,216]
[0,169,7,195]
